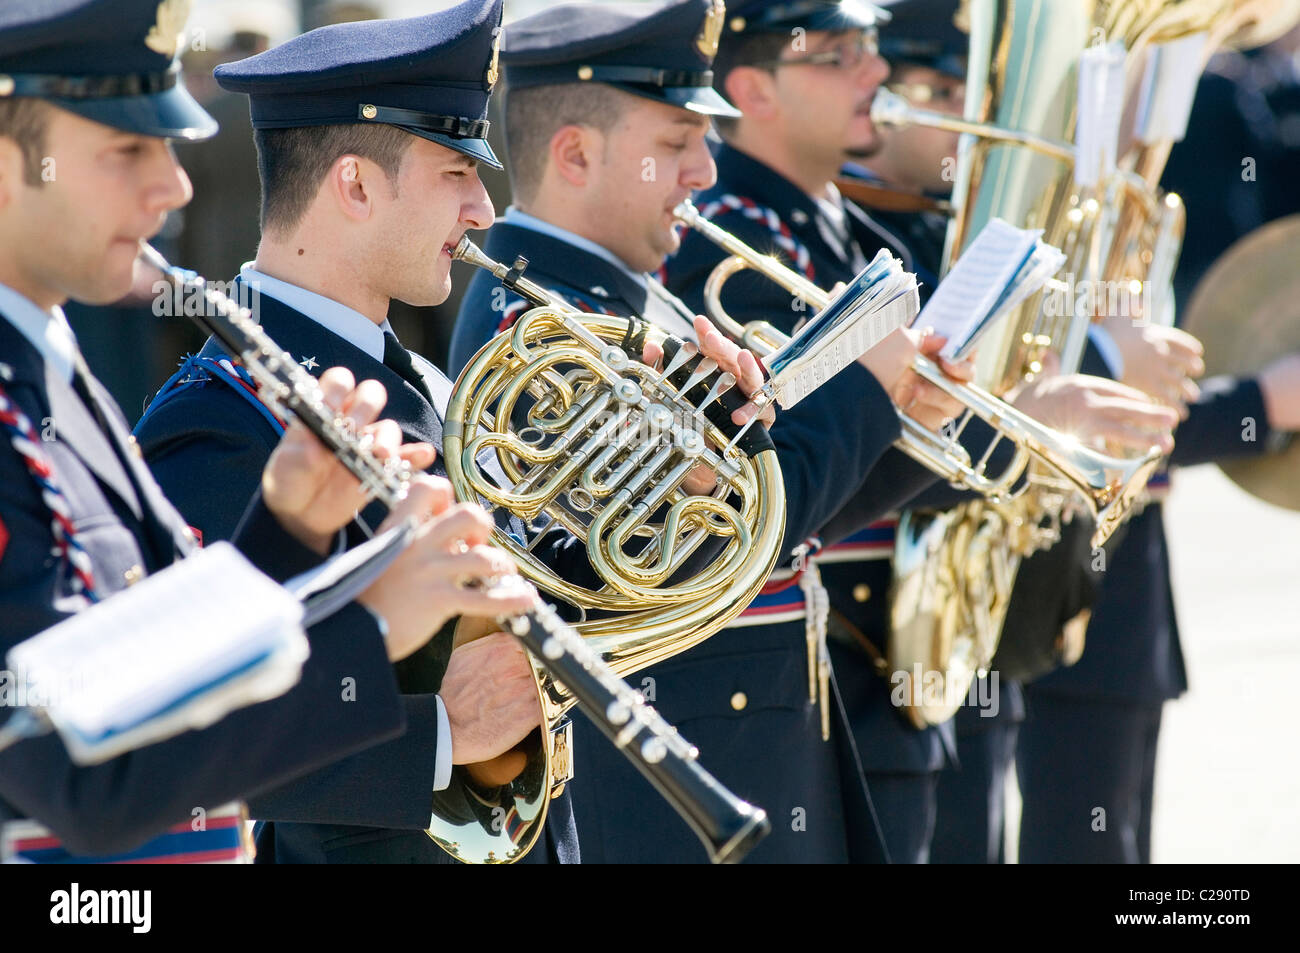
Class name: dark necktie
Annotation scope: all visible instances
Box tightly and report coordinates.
[382,331,434,405]
[70,352,177,566]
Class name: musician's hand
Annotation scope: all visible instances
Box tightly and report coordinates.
[263,367,436,554]
[859,328,974,431]
[359,478,539,661]
[641,317,775,430]
[689,315,775,429]
[1258,351,1300,433]
[441,632,544,766]
[642,318,775,496]
[1100,317,1205,417]
[1010,373,1178,455]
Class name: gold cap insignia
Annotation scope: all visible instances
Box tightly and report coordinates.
[696,0,726,60]
[486,26,503,90]
[144,0,189,58]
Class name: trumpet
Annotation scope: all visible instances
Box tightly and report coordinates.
[672,200,1160,548]
[139,242,771,865]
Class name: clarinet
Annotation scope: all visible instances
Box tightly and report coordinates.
[139,243,771,864]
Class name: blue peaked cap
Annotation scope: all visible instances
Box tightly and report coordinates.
[503,0,741,118]
[0,0,216,140]
[214,0,505,169]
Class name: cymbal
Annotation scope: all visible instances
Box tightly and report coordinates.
[1182,214,1300,511]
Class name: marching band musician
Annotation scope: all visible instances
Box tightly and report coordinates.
[662,0,1180,862]
[449,0,988,863]
[840,0,1027,864]
[133,0,771,864]
[1016,225,1300,862]
[0,0,523,858]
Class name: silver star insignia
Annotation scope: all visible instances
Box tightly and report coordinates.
[300,356,319,371]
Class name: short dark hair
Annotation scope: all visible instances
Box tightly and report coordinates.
[710,31,789,139]
[502,82,630,205]
[252,122,414,234]
[0,98,51,187]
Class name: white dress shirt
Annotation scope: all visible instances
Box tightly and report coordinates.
[0,282,77,384]
[239,266,455,795]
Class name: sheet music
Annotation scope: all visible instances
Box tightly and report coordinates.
[763,249,919,408]
[1075,41,1127,187]
[1134,32,1207,144]
[7,543,309,764]
[917,219,1066,360]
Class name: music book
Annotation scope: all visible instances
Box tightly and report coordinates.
[2,522,414,765]
[918,219,1067,360]
[1134,32,1207,145]
[1075,41,1127,187]
[762,248,919,408]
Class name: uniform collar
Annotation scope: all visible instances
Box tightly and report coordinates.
[712,142,834,231]
[485,219,651,308]
[502,208,649,291]
[238,266,395,363]
[0,282,77,385]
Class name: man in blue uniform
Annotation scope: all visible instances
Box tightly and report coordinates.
[836,0,1026,864]
[662,0,1184,863]
[1017,255,1300,864]
[658,0,969,864]
[450,0,999,863]
[133,0,770,865]
[0,0,535,857]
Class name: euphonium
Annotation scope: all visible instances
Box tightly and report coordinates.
[441,236,788,861]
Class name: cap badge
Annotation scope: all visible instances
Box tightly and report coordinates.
[144,0,189,58]
[696,0,726,59]
[486,26,503,90]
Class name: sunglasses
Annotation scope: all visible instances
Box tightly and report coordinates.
[754,29,881,72]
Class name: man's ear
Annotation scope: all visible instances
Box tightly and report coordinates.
[548,124,596,188]
[724,66,779,122]
[327,153,375,222]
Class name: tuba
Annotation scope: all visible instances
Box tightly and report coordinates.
[869,0,1141,725]
[866,0,1297,723]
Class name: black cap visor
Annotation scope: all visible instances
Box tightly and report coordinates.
[51,82,217,141]
[611,82,741,118]
[401,126,503,170]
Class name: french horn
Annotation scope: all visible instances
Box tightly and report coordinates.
[439,236,788,861]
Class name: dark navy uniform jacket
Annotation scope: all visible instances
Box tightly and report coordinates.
[0,315,406,856]
[662,143,956,774]
[451,219,923,862]
[134,288,580,864]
